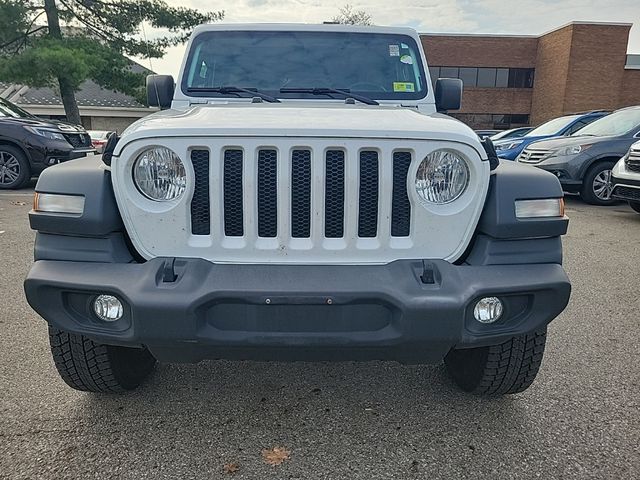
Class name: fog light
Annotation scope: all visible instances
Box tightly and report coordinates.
[93,295,123,322]
[473,297,503,324]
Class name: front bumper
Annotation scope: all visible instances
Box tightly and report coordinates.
[526,157,584,192]
[24,258,571,364]
[611,173,640,202]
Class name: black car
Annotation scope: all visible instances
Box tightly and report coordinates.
[0,97,94,189]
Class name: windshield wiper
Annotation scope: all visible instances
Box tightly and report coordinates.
[186,86,280,103]
[280,87,379,106]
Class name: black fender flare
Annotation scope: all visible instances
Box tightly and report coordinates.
[29,155,124,236]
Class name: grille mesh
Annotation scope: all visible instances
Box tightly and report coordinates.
[358,151,379,237]
[291,149,311,238]
[190,150,210,235]
[325,150,345,238]
[223,150,244,236]
[613,185,640,201]
[391,152,412,237]
[64,133,91,148]
[258,149,278,237]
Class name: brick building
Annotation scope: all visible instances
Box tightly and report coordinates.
[421,22,640,129]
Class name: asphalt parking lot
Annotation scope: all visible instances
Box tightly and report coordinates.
[1,185,639,480]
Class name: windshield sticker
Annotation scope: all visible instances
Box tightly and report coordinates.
[393,82,415,92]
[401,43,409,49]
[389,44,400,56]
[400,55,413,65]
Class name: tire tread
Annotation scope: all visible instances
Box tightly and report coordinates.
[49,327,154,393]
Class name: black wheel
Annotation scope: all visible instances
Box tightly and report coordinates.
[0,145,30,190]
[444,328,547,395]
[580,161,616,206]
[629,201,640,214]
[48,327,156,393]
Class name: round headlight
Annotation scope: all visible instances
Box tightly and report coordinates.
[133,147,186,201]
[415,150,469,205]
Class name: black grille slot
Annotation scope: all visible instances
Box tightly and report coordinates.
[391,152,412,237]
[257,149,278,237]
[358,151,379,237]
[223,149,244,236]
[291,149,311,238]
[613,185,640,201]
[190,150,210,235]
[325,150,345,238]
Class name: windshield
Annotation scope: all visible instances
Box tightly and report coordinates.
[0,97,34,118]
[526,115,580,137]
[574,109,640,137]
[182,31,427,101]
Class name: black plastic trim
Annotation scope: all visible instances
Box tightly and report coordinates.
[477,160,568,239]
[30,155,124,236]
[24,258,571,364]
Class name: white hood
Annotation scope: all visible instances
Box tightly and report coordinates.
[118,104,484,156]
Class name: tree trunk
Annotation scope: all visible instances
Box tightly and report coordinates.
[57,76,82,125]
[43,0,82,125]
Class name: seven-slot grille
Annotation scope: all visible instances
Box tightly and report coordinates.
[625,147,640,173]
[517,148,552,164]
[190,148,412,239]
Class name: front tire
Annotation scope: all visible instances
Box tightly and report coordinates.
[445,328,547,395]
[0,145,30,190]
[580,161,616,206]
[629,201,640,214]
[48,327,156,393]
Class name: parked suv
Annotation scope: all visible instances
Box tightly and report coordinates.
[517,106,640,205]
[24,24,571,396]
[611,140,640,213]
[0,96,93,189]
[493,111,609,160]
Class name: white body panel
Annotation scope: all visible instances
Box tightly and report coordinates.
[112,135,489,264]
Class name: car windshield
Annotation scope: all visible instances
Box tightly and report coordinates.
[526,115,580,136]
[573,108,640,137]
[182,30,427,101]
[0,97,34,118]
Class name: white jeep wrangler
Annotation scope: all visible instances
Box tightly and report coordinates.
[24,24,571,395]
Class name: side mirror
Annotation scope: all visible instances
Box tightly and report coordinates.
[146,75,174,110]
[435,78,463,112]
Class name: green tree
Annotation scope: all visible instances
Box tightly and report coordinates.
[332,4,372,26]
[0,1,224,124]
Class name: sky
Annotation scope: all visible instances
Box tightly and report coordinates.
[138,0,640,76]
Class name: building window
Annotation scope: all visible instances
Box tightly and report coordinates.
[430,66,535,88]
[508,68,535,88]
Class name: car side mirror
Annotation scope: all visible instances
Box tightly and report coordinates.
[435,78,463,112]
[147,75,175,110]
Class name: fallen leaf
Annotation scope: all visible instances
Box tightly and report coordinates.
[261,446,290,466]
[223,463,240,474]
[10,201,27,206]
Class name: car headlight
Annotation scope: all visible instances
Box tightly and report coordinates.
[24,126,66,141]
[495,140,523,151]
[415,149,469,205]
[133,146,186,201]
[556,144,591,156]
